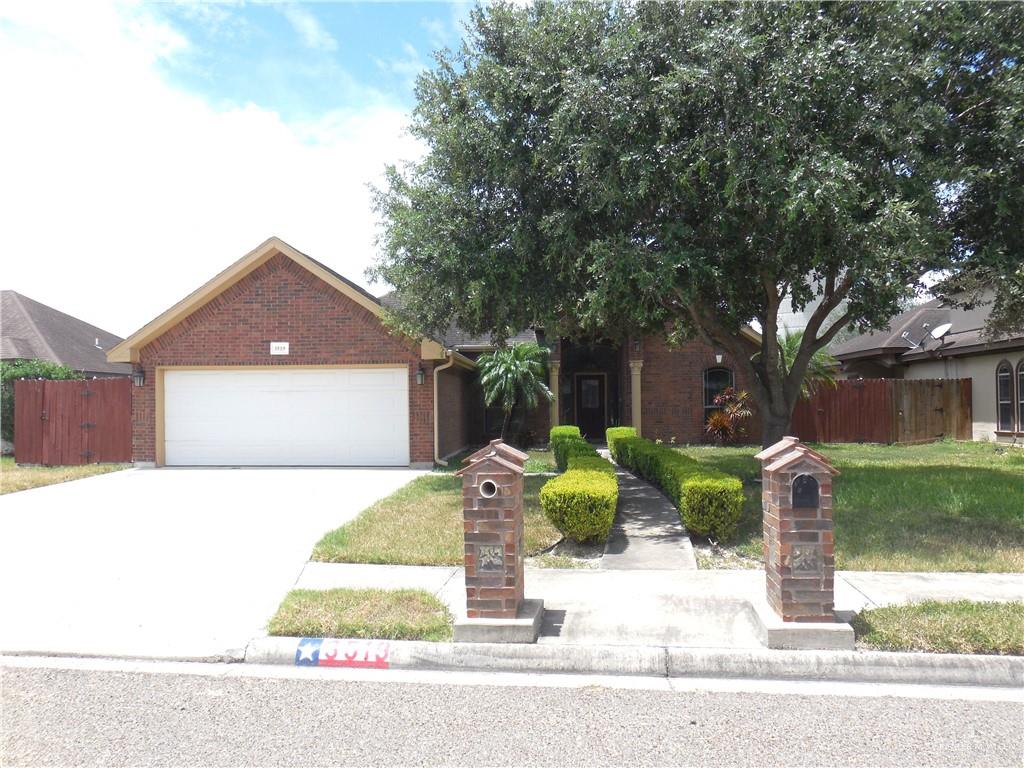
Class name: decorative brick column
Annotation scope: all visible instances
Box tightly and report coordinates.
[755,437,839,622]
[455,440,529,619]
[628,359,643,436]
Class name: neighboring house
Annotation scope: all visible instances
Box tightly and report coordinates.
[108,236,760,468]
[832,296,1024,442]
[1,290,130,378]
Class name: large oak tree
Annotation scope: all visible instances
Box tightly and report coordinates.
[373,1,1023,445]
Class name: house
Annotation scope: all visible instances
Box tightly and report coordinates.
[832,296,1024,442]
[107,237,760,467]
[1,290,130,378]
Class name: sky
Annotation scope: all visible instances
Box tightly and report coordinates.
[0,1,472,337]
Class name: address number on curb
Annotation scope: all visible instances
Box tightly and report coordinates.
[294,638,391,669]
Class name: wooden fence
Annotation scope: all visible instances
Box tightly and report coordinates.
[790,378,972,444]
[14,378,132,465]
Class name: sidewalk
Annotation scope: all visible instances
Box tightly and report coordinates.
[295,561,1024,649]
[601,468,697,570]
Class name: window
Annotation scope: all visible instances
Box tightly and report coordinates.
[703,367,734,419]
[996,360,1014,432]
[1018,361,1024,434]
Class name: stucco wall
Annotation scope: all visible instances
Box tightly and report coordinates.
[904,352,1024,442]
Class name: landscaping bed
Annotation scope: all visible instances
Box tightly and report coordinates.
[312,474,562,566]
[0,456,127,495]
[852,600,1024,655]
[268,588,453,641]
[680,441,1024,573]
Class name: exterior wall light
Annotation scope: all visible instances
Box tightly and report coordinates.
[715,350,724,365]
[131,366,145,387]
[416,366,425,386]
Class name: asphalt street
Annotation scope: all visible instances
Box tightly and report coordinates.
[3,658,1022,767]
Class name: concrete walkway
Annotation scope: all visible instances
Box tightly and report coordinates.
[601,468,697,570]
[294,562,1024,649]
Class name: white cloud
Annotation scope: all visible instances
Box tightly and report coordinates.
[280,4,337,52]
[375,42,427,89]
[0,1,421,337]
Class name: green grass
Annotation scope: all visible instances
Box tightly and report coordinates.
[435,447,555,474]
[852,600,1024,655]
[680,441,1024,572]
[312,474,562,565]
[267,588,453,641]
[524,449,556,473]
[0,456,126,495]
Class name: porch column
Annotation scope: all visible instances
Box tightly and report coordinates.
[629,359,643,436]
[549,362,560,427]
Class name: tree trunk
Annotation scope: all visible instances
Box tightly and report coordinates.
[761,407,791,448]
[500,408,513,441]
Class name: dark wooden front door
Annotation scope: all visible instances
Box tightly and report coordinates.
[575,374,606,440]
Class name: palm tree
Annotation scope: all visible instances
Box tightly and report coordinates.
[778,329,839,398]
[477,342,553,441]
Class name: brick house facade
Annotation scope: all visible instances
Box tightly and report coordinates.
[109,237,761,467]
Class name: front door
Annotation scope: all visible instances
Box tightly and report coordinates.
[575,374,606,440]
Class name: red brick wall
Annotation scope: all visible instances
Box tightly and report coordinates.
[133,252,434,464]
[636,335,760,444]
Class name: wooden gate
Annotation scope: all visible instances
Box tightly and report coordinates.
[14,378,132,465]
[790,378,972,444]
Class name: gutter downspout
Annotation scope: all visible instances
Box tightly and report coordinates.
[433,350,456,467]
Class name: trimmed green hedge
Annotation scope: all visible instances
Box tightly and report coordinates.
[540,457,619,543]
[614,436,744,542]
[605,427,637,461]
[567,454,617,476]
[550,426,597,471]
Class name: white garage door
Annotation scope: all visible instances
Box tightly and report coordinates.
[163,368,409,466]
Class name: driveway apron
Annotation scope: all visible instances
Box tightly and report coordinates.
[0,466,423,660]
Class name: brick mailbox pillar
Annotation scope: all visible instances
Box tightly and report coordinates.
[453,439,544,642]
[755,437,840,622]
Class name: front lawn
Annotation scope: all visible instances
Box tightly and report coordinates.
[0,456,127,495]
[852,600,1024,655]
[268,588,453,641]
[681,441,1024,573]
[312,474,561,565]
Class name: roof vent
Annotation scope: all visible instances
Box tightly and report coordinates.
[94,337,102,350]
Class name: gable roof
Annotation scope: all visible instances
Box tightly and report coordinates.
[1,291,130,376]
[107,237,451,364]
[379,292,540,351]
[832,295,1024,364]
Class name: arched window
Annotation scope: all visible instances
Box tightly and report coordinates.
[703,367,734,419]
[996,360,1014,432]
[1017,360,1024,434]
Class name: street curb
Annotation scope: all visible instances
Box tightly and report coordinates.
[244,636,1024,688]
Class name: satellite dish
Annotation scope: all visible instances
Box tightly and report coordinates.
[930,322,952,340]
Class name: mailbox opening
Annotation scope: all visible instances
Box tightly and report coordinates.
[793,474,819,508]
[479,479,498,498]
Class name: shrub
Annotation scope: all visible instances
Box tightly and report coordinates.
[605,426,637,461]
[550,426,597,472]
[614,436,744,541]
[540,461,618,543]
[549,425,581,453]
[567,454,617,476]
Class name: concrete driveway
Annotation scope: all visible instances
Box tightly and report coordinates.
[0,466,423,660]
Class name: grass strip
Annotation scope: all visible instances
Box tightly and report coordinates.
[0,456,126,495]
[852,600,1024,655]
[268,588,453,642]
